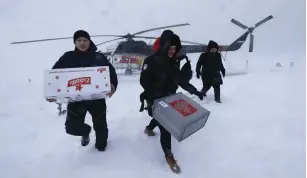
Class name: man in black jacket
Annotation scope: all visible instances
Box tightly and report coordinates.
[46,30,118,151]
[139,32,184,173]
[196,40,225,103]
[141,34,203,137]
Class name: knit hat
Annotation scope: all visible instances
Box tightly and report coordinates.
[207,40,219,50]
[73,30,91,43]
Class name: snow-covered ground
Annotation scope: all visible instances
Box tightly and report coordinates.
[0,58,305,178]
[0,0,305,178]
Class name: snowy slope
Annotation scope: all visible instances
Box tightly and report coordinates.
[0,0,306,178]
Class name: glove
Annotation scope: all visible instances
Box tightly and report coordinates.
[222,71,225,77]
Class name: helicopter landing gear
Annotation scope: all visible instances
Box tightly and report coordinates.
[125,68,133,75]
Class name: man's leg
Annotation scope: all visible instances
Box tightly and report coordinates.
[201,76,211,96]
[180,82,203,100]
[144,103,158,136]
[201,84,211,96]
[213,85,221,103]
[65,102,91,146]
[145,118,158,136]
[87,100,108,151]
[156,120,180,173]
[144,101,158,136]
[157,122,172,155]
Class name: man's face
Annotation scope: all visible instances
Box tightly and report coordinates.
[168,45,176,57]
[75,37,90,52]
[210,48,217,53]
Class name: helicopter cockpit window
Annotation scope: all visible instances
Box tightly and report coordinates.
[114,41,153,55]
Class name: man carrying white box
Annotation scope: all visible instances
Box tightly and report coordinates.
[45,30,118,152]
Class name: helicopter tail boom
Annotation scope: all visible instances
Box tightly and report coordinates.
[176,15,273,54]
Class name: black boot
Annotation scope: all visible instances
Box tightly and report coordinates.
[95,132,108,151]
[215,99,222,103]
[201,88,207,96]
[194,90,204,100]
[144,126,156,136]
[81,135,90,146]
[95,142,107,151]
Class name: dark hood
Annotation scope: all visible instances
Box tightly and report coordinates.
[207,40,219,52]
[157,31,184,57]
[170,34,182,55]
[159,30,174,50]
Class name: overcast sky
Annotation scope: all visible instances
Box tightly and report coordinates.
[1,0,306,71]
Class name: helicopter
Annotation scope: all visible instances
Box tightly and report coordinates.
[10,15,273,75]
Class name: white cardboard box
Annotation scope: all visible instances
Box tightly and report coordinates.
[43,66,111,103]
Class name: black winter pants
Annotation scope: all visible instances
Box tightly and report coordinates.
[65,99,108,147]
[180,82,198,95]
[202,83,220,100]
[201,77,221,100]
[146,118,172,156]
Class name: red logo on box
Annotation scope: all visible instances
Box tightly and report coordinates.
[67,77,91,91]
[97,68,106,73]
[169,99,197,117]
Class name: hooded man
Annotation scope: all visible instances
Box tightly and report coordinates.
[196,40,225,103]
[46,30,118,151]
[142,34,203,137]
[139,31,183,173]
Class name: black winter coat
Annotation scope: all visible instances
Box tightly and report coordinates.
[140,51,180,103]
[196,51,225,85]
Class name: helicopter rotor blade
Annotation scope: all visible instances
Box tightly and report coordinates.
[10,23,191,45]
[11,36,73,44]
[131,36,157,40]
[133,36,205,45]
[132,23,190,36]
[254,15,273,28]
[10,34,127,45]
[180,40,205,45]
[231,19,248,30]
[90,35,126,38]
[249,33,254,52]
[96,37,125,46]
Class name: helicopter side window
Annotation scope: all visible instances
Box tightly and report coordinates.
[113,41,154,55]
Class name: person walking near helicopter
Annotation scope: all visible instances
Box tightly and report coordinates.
[46,30,118,151]
[196,40,225,103]
[139,32,186,173]
[140,33,203,137]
